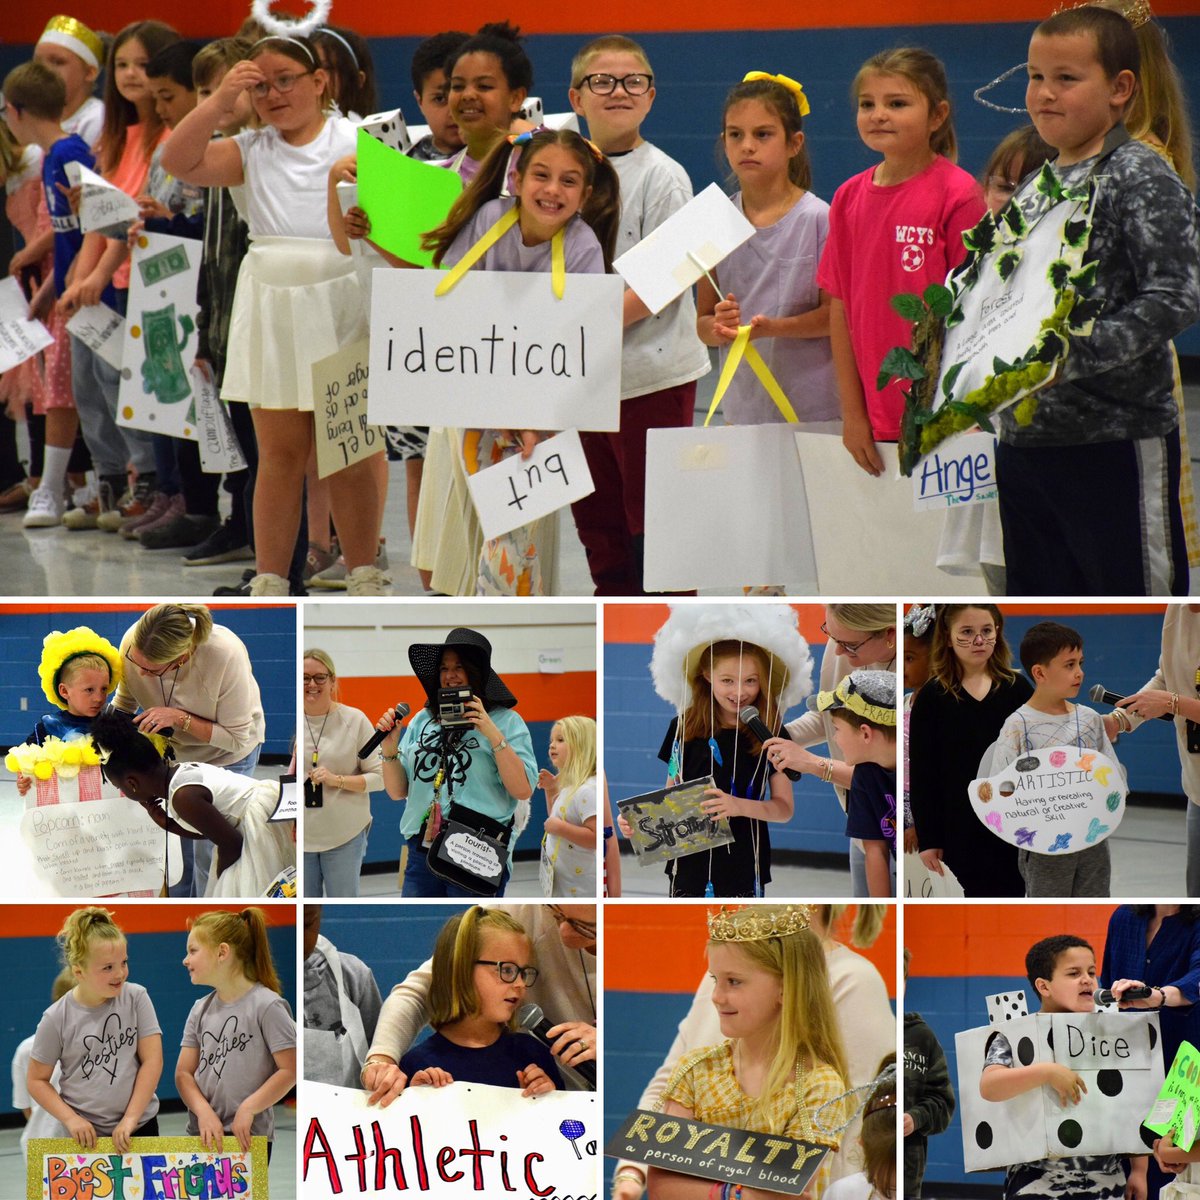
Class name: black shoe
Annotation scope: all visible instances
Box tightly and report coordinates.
[213,568,255,596]
[140,513,221,550]
[184,520,254,566]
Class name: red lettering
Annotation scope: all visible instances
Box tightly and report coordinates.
[460,1119,495,1189]
[525,1152,555,1197]
[436,1146,463,1183]
[410,1114,429,1189]
[302,1117,343,1194]
[373,1120,408,1189]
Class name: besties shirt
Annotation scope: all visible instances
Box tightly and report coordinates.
[30,982,161,1134]
[181,983,296,1139]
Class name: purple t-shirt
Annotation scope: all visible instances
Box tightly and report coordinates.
[43,134,97,295]
[442,196,605,275]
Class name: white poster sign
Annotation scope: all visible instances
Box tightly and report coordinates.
[643,424,818,593]
[271,774,299,822]
[118,234,201,439]
[971,746,1126,854]
[956,1009,1163,1171]
[20,796,182,896]
[302,1080,598,1199]
[466,428,595,539]
[312,338,385,478]
[902,852,966,898]
[369,269,623,431]
[66,302,125,370]
[614,183,756,315]
[793,430,984,593]
[0,276,53,372]
[65,161,141,236]
[912,431,998,511]
[193,364,247,473]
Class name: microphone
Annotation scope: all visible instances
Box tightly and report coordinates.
[357,703,412,758]
[1089,684,1172,723]
[517,1002,596,1088]
[740,706,801,780]
[1095,985,1153,1006]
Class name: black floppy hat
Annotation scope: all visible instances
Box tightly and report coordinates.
[407,627,518,709]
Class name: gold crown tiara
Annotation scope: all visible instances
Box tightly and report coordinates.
[707,904,813,942]
[1053,0,1153,27]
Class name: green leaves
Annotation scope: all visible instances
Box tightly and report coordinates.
[876,346,927,391]
[995,250,1022,281]
[941,360,965,398]
[890,293,926,321]
[1047,259,1071,290]
[923,284,953,316]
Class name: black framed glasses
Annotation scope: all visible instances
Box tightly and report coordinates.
[250,70,312,98]
[303,673,330,685]
[549,904,597,940]
[125,650,180,677]
[579,72,653,96]
[820,623,881,656]
[476,959,539,986]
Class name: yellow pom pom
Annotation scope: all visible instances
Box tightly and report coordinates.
[4,753,18,773]
[33,761,54,780]
[61,743,83,766]
[81,745,101,766]
[57,763,81,780]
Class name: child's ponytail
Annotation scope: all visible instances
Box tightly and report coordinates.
[425,143,515,265]
[189,908,282,993]
[581,153,620,272]
[58,906,125,970]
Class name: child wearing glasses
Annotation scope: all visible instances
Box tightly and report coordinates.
[908,604,1030,897]
[397,907,561,1095]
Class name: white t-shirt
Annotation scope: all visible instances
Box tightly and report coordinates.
[64,96,104,149]
[610,141,711,400]
[542,776,598,896]
[233,115,356,239]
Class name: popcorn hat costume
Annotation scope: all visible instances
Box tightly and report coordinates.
[39,626,123,710]
[650,604,814,713]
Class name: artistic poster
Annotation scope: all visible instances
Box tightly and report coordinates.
[616,777,734,866]
[465,429,595,540]
[118,234,202,440]
[28,1136,268,1199]
[955,1006,1163,1171]
[605,1108,827,1197]
[302,1080,597,1199]
[368,269,623,431]
[1145,1040,1200,1152]
[970,746,1127,854]
[311,338,384,479]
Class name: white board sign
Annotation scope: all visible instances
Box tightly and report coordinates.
[271,774,298,822]
[369,268,624,431]
[65,160,140,236]
[193,364,248,473]
[643,423,818,593]
[312,337,385,478]
[466,428,595,539]
[793,430,984,593]
[912,431,998,511]
[956,1010,1163,1171]
[20,796,182,896]
[613,183,756,315]
[971,746,1126,854]
[302,1080,598,1199]
[903,851,966,898]
[66,302,125,370]
[0,276,53,372]
[118,233,201,439]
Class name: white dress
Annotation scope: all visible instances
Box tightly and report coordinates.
[168,762,293,897]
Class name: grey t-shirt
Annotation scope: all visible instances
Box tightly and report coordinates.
[181,983,296,1139]
[303,946,382,1042]
[30,983,161,1134]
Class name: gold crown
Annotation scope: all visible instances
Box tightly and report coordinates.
[1053,0,1153,27]
[707,904,813,942]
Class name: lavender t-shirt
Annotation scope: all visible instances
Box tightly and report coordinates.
[181,984,296,1140]
[715,190,838,425]
[442,196,605,275]
[30,983,161,1133]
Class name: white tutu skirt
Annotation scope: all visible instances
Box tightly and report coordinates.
[205,780,294,899]
[221,237,361,411]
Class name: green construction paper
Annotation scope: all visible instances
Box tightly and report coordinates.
[1144,1039,1200,1151]
[356,128,462,268]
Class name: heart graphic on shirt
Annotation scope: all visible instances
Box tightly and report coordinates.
[80,1011,133,1085]
[199,1015,253,1080]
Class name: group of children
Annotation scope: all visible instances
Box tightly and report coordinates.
[1,2,1194,595]
[17,905,295,1164]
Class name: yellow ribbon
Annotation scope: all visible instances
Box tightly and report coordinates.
[435,205,566,299]
[742,71,811,117]
[703,325,799,426]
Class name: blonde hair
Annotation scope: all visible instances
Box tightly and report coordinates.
[303,647,338,699]
[429,907,531,1029]
[132,603,213,663]
[59,653,113,689]
[552,716,596,803]
[711,910,848,1133]
[188,908,281,994]
[852,48,957,161]
[826,603,896,636]
[820,904,887,948]
[681,640,782,751]
[52,966,75,1002]
[58,906,125,970]
[570,34,651,88]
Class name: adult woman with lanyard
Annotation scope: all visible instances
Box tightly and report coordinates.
[303,648,383,897]
[373,627,537,897]
[762,603,897,895]
[1101,905,1200,1200]
[113,602,264,896]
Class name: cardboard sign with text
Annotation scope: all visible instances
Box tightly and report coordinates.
[912,431,998,511]
[312,338,384,478]
[616,776,733,866]
[65,161,140,236]
[1145,1041,1200,1152]
[0,276,53,372]
[67,302,125,370]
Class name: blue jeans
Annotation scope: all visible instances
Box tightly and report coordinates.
[400,836,509,898]
[304,826,369,897]
[849,839,868,896]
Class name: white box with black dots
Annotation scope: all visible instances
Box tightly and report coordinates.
[955,1000,1164,1171]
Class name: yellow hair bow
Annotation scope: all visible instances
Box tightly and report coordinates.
[742,71,810,117]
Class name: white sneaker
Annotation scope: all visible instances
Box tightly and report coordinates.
[346,565,390,595]
[248,572,290,596]
[23,486,66,528]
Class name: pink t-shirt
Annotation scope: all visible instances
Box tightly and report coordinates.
[817,155,984,440]
[106,123,166,290]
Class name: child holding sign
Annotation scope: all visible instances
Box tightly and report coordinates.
[423,127,620,595]
[28,907,163,1151]
[89,710,293,898]
[696,74,837,426]
[177,908,296,1155]
[979,621,1122,897]
[397,907,561,1094]
[538,715,598,898]
[649,904,847,1199]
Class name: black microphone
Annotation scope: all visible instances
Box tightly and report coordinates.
[517,1002,596,1088]
[1095,985,1153,1006]
[1089,684,1173,722]
[740,706,802,780]
[358,703,411,758]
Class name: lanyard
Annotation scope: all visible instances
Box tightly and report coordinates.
[435,205,567,299]
[703,325,799,426]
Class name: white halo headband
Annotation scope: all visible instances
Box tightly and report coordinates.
[250,0,333,40]
[974,62,1029,114]
[813,1063,898,1136]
